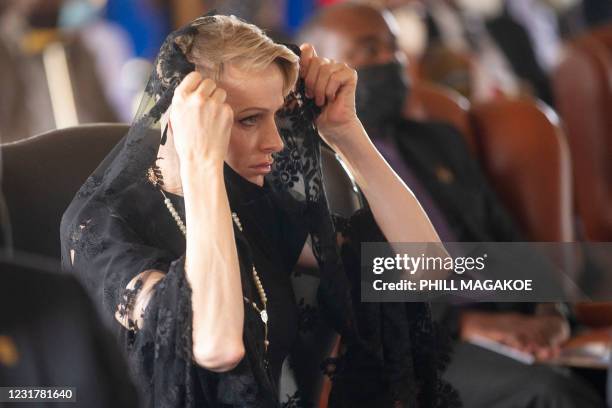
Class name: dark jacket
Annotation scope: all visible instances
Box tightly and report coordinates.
[390,119,534,334]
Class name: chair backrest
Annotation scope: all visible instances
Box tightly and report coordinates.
[561,25,612,322]
[553,28,612,240]
[412,81,477,155]
[1,123,129,259]
[470,98,574,241]
[320,147,363,217]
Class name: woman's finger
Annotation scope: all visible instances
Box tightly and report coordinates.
[195,78,217,98]
[304,56,323,99]
[329,66,356,98]
[314,59,339,106]
[209,87,227,103]
[299,43,316,78]
[176,71,203,97]
[323,64,350,103]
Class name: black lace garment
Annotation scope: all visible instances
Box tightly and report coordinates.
[60,13,460,408]
[224,164,305,386]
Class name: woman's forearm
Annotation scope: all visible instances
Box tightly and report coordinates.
[181,160,245,372]
[329,122,441,244]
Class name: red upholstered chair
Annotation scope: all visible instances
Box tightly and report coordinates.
[469,98,574,242]
[552,25,612,327]
[409,82,574,241]
[553,26,612,241]
[1,123,128,259]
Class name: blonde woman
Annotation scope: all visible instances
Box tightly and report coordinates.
[61,14,456,408]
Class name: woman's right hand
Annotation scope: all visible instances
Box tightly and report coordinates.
[169,74,245,371]
[169,72,234,167]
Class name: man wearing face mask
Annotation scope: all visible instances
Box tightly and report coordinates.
[299,2,522,245]
[299,3,604,407]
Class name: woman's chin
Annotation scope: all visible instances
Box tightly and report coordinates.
[240,172,265,186]
[251,175,265,187]
[244,169,268,186]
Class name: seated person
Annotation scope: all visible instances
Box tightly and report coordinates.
[298,3,603,407]
[61,13,457,408]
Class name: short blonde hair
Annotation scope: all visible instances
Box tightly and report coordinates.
[180,15,299,96]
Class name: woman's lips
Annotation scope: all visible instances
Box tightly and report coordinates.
[250,162,273,174]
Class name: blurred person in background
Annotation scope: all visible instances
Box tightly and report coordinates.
[505,0,563,74]
[375,0,555,104]
[435,0,554,104]
[0,0,118,142]
[546,0,612,38]
[582,0,612,28]
[409,0,522,101]
[298,3,604,407]
[549,0,588,36]
[58,0,143,122]
[484,0,556,105]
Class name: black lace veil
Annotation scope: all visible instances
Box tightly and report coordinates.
[60,13,458,408]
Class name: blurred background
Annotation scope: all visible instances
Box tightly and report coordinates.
[3,0,610,259]
[0,0,609,129]
[3,0,612,405]
[0,0,609,136]
[2,0,612,142]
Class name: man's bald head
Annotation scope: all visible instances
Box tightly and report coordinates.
[297,2,403,68]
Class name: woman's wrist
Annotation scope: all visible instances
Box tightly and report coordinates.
[180,159,225,197]
[322,120,373,165]
[180,158,224,180]
[327,126,384,191]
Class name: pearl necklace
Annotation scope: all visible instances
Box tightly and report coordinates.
[160,189,270,355]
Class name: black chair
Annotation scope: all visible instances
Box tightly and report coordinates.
[1,123,129,259]
[320,146,362,218]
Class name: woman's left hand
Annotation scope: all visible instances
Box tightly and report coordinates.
[299,43,361,149]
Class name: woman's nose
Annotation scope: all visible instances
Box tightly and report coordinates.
[261,119,284,153]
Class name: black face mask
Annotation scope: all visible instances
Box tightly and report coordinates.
[355,60,410,133]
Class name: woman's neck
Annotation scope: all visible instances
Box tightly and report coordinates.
[153,156,267,204]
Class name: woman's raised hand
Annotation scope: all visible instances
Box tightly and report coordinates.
[299,43,360,150]
[169,72,234,167]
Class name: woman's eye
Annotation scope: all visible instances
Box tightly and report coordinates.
[240,115,258,126]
